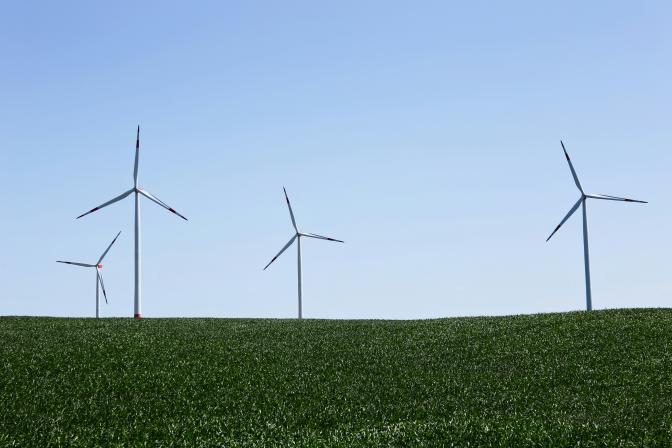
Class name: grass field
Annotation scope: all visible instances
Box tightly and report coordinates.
[1,309,672,446]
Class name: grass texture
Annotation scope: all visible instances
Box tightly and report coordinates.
[1,309,672,446]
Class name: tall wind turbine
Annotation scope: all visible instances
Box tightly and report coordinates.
[264,188,343,319]
[76,126,188,319]
[546,141,647,311]
[57,231,121,318]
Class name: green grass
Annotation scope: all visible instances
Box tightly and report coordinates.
[1,309,672,447]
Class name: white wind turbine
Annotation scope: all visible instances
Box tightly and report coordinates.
[264,188,344,319]
[57,231,122,318]
[76,126,188,319]
[546,141,647,311]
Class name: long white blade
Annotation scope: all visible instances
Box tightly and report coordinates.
[546,197,583,242]
[97,269,108,304]
[133,125,140,185]
[283,187,298,231]
[301,232,344,243]
[560,141,583,193]
[263,234,297,270]
[56,261,95,268]
[98,231,122,264]
[138,189,188,220]
[586,194,647,204]
[76,189,134,219]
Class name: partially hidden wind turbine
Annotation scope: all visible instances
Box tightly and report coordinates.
[546,141,647,311]
[264,188,343,319]
[76,126,188,319]
[57,231,121,318]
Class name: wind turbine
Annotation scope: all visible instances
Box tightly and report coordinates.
[264,188,343,319]
[76,126,188,319]
[546,141,647,311]
[57,231,122,318]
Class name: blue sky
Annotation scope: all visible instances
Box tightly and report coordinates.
[1,1,670,318]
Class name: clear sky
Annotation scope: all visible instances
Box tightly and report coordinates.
[1,1,670,319]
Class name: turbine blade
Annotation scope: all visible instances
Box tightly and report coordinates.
[301,232,344,243]
[138,189,188,220]
[76,189,134,219]
[546,197,583,242]
[283,187,298,231]
[134,125,140,185]
[56,261,95,268]
[97,269,108,304]
[560,141,583,193]
[98,231,122,264]
[586,194,647,204]
[263,234,298,270]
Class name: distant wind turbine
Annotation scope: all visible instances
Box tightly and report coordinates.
[76,126,188,319]
[264,188,343,319]
[57,231,121,318]
[546,141,647,311]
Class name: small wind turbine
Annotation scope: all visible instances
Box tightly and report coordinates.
[57,231,122,318]
[546,141,647,311]
[264,188,343,319]
[76,126,188,319]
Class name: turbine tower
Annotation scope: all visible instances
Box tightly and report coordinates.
[57,231,121,318]
[76,126,188,319]
[546,141,647,311]
[264,188,343,319]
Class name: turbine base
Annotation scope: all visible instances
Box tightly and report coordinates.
[134,313,142,320]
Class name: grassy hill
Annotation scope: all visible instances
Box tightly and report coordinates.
[1,309,671,446]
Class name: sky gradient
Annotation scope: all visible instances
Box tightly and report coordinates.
[1,1,670,318]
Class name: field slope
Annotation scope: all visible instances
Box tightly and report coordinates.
[1,309,672,446]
